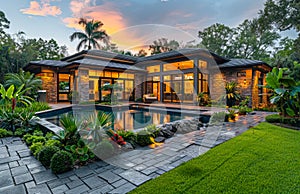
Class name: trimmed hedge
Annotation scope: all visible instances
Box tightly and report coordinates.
[50,150,74,174]
[266,114,300,127]
[38,146,60,168]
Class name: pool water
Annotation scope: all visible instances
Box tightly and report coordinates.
[44,107,195,130]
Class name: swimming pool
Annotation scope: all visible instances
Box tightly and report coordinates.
[38,105,208,130]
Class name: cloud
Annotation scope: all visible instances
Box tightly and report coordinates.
[20,1,62,16]
[64,1,126,35]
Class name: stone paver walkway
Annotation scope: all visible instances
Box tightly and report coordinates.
[0,111,274,194]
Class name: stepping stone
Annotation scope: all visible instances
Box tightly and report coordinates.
[0,170,14,188]
[119,169,151,186]
[0,184,26,194]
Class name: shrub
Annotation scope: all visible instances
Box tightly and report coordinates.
[93,140,114,159]
[145,124,160,138]
[45,132,54,140]
[0,128,13,138]
[38,146,60,168]
[30,142,44,157]
[33,130,43,136]
[14,128,26,137]
[136,130,154,146]
[32,136,46,144]
[238,106,252,115]
[116,129,136,143]
[265,114,281,123]
[45,139,62,148]
[50,150,74,174]
[22,133,32,142]
[25,102,51,112]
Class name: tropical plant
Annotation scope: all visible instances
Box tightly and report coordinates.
[4,70,42,97]
[70,18,109,51]
[223,81,241,107]
[65,139,94,163]
[0,84,33,109]
[115,129,136,144]
[106,129,126,146]
[79,111,112,143]
[136,129,154,146]
[266,67,300,117]
[54,114,80,145]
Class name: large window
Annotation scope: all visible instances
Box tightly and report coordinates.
[58,74,70,101]
[163,60,194,71]
[199,73,209,93]
[146,65,160,73]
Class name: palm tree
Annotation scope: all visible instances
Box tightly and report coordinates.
[70,18,109,51]
[4,70,42,97]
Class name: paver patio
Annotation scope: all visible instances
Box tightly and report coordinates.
[0,111,273,194]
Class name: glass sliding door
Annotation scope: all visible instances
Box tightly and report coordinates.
[99,78,112,102]
[58,73,70,101]
[163,74,183,103]
[114,80,124,100]
[184,73,194,103]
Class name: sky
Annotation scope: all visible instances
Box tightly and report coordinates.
[1,0,297,55]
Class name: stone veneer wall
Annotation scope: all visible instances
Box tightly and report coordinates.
[251,70,260,108]
[134,73,144,100]
[78,68,89,102]
[40,68,57,103]
[210,72,225,103]
[222,68,253,106]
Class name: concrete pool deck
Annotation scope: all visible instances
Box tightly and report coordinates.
[0,111,274,194]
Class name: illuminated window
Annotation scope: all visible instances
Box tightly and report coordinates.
[104,71,111,77]
[164,75,171,81]
[153,76,160,81]
[146,65,160,73]
[163,60,194,71]
[199,60,207,69]
[112,72,119,78]
[127,74,134,79]
[184,73,194,80]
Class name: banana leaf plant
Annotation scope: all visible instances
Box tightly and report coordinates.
[266,67,300,117]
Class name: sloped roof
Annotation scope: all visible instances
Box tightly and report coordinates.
[137,48,229,64]
[72,59,146,71]
[218,58,270,68]
[28,60,69,67]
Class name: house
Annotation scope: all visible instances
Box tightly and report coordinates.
[24,48,271,108]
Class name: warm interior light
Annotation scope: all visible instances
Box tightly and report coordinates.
[244,79,247,85]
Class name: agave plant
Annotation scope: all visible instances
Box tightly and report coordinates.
[79,111,113,143]
[53,114,81,145]
[223,81,241,107]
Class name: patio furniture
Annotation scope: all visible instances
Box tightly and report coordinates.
[143,94,157,103]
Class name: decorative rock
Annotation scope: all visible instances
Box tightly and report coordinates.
[154,136,165,143]
[123,143,134,150]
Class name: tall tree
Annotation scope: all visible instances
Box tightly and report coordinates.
[149,38,179,55]
[70,18,109,51]
[233,18,280,60]
[198,19,280,61]
[198,23,235,57]
[259,0,300,32]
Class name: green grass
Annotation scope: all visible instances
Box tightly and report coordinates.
[130,122,300,194]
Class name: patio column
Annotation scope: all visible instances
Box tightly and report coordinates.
[193,58,199,105]
[78,68,89,102]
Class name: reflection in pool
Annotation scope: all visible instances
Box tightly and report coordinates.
[45,108,194,130]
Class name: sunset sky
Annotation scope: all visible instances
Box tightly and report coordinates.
[1,0,297,55]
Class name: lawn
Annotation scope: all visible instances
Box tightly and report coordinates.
[130,122,300,194]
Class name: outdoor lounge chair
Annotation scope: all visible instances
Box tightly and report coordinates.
[143,94,157,103]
